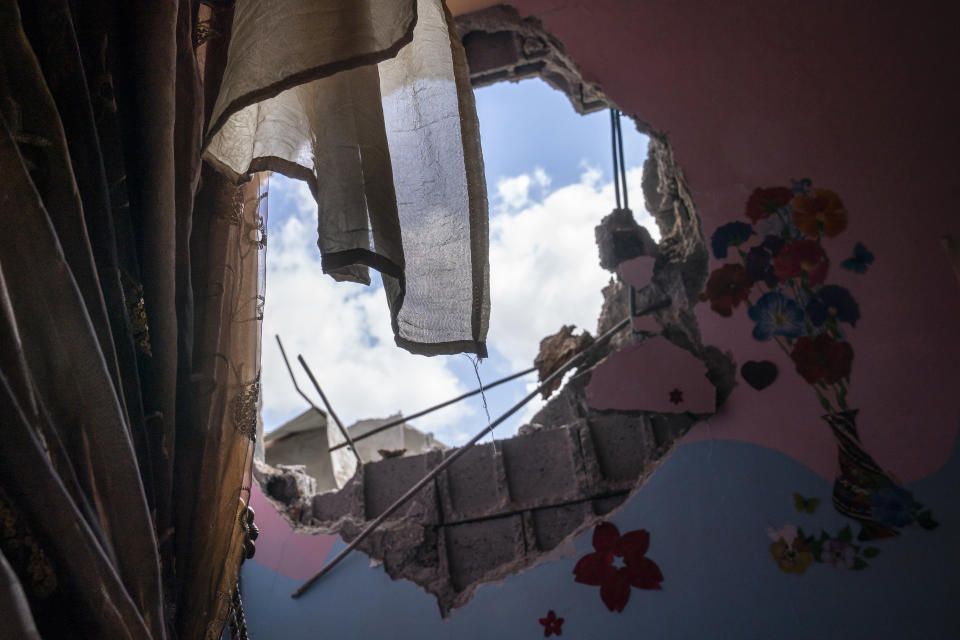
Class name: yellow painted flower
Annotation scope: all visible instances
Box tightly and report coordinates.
[791,189,847,237]
[770,537,815,574]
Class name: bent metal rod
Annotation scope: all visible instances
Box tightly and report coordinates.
[291,315,633,598]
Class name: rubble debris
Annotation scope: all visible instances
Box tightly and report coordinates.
[534,325,594,399]
[595,207,659,272]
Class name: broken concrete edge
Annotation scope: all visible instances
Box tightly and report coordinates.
[253,409,695,617]
[249,137,736,616]
[250,10,740,616]
[455,5,607,115]
[453,3,665,142]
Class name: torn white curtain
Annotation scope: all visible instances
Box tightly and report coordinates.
[204,0,489,356]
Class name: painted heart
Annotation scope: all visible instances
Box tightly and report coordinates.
[741,360,778,390]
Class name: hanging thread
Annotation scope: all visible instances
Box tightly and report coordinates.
[616,110,628,210]
[609,108,639,331]
[610,109,622,210]
[609,108,629,210]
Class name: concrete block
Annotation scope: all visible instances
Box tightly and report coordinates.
[444,515,525,592]
[501,427,579,508]
[595,208,658,272]
[363,450,441,522]
[649,412,696,450]
[593,493,629,517]
[571,421,605,496]
[461,30,519,75]
[587,412,656,484]
[520,510,537,553]
[531,501,593,552]
[311,472,364,522]
[439,442,506,522]
[529,371,589,428]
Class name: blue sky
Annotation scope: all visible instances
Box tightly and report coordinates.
[261,78,652,447]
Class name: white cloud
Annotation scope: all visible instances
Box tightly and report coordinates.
[487,165,655,425]
[261,178,474,444]
[532,167,551,190]
[495,174,533,211]
[487,165,654,372]
[494,166,551,212]
[261,165,657,443]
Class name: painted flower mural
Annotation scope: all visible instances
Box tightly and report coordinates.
[745,186,793,224]
[573,522,662,612]
[710,221,755,259]
[790,334,853,385]
[790,189,848,237]
[806,285,860,328]
[771,239,829,286]
[769,534,815,575]
[748,291,804,341]
[704,180,938,552]
[704,263,752,317]
[769,516,880,574]
[744,235,786,286]
[820,539,856,569]
[538,610,564,637]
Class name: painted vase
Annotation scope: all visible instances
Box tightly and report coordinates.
[823,409,916,541]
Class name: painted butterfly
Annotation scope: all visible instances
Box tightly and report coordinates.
[793,493,820,514]
[841,242,874,274]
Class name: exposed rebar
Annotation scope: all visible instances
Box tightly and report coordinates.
[291,315,632,598]
[610,108,622,210]
[615,109,628,210]
[297,355,363,465]
[275,335,361,465]
[329,366,537,452]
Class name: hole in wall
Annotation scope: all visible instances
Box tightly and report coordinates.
[258,81,655,488]
[251,3,733,616]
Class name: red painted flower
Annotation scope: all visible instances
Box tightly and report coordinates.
[745,186,793,224]
[669,388,683,405]
[538,610,564,637]
[791,189,847,238]
[772,239,829,285]
[704,264,752,317]
[790,334,854,384]
[573,522,663,612]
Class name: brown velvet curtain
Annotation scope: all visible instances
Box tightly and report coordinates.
[0,0,261,637]
[0,0,487,637]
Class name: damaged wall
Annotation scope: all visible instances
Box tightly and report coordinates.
[238,1,960,638]
[248,129,729,617]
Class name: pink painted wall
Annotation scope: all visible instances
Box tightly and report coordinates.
[244,5,960,637]
[507,0,960,482]
[248,482,336,581]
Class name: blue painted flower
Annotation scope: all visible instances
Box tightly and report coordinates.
[870,486,917,528]
[711,222,755,259]
[744,235,785,286]
[748,291,805,341]
[806,285,860,328]
[841,242,874,273]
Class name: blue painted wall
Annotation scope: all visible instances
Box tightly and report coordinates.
[241,436,959,639]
